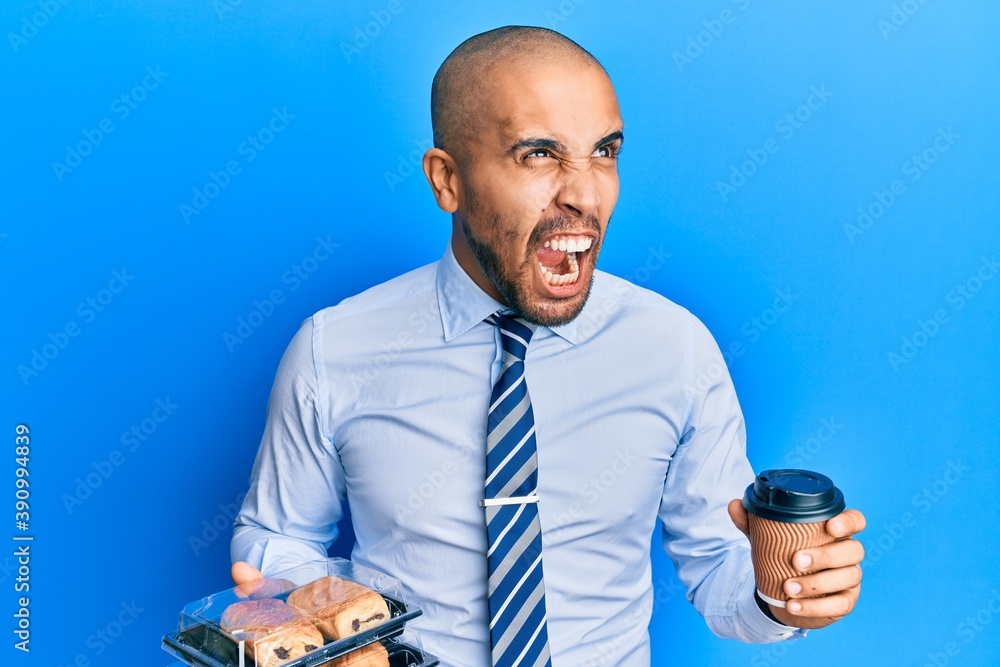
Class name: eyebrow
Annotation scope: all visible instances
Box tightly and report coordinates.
[507,130,625,156]
[595,130,624,149]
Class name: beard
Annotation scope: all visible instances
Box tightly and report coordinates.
[460,184,603,328]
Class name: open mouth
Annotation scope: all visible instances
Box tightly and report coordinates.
[535,234,595,289]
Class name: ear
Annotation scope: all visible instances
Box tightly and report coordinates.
[422,147,461,213]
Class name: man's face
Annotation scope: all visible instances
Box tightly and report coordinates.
[453,60,623,327]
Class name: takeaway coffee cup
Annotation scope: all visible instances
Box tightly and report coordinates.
[742,469,845,608]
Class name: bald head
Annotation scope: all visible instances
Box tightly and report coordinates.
[431,26,607,164]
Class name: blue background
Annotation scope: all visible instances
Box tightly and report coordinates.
[3,1,999,665]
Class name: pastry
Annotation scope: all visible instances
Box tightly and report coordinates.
[320,642,390,667]
[286,576,391,640]
[220,598,324,667]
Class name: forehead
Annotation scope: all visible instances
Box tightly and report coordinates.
[487,61,622,148]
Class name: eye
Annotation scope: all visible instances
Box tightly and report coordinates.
[595,144,619,159]
[524,148,551,160]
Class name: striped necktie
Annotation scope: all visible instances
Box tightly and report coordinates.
[482,312,552,667]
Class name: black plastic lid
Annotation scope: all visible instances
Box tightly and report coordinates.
[742,469,845,524]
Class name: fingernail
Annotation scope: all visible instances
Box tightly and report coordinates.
[788,601,801,613]
[787,581,802,595]
[795,553,812,570]
[830,519,844,534]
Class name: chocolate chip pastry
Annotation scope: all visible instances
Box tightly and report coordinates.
[286,576,391,640]
[220,598,324,667]
[320,642,390,667]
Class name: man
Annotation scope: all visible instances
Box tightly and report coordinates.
[231,26,864,666]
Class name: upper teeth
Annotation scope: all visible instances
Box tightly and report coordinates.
[543,235,593,252]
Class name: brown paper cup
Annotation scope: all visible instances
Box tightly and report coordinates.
[747,513,836,607]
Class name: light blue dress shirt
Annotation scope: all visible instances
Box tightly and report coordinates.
[232,242,802,666]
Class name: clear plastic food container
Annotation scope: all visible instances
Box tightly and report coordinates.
[161,558,438,667]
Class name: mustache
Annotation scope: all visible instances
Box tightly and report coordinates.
[527,214,601,248]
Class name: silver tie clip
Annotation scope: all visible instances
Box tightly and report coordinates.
[479,495,540,507]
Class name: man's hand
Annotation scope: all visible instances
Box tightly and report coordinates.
[230,561,293,599]
[728,499,865,629]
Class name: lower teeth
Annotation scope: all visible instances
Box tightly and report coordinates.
[539,262,579,286]
[538,249,582,287]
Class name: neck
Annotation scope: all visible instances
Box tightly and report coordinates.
[450,226,505,303]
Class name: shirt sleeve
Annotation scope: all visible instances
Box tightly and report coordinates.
[657,318,805,643]
[230,316,348,576]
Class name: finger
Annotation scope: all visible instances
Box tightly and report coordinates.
[232,561,263,586]
[785,564,862,598]
[250,577,296,599]
[785,584,860,618]
[728,499,749,537]
[794,538,864,572]
[231,561,265,598]
[232,561,263,585]
[826,509,866,538]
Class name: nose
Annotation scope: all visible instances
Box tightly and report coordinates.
[554,160,602,219]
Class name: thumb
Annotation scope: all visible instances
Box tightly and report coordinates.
[231,561,264,597]
[728,498,750,537]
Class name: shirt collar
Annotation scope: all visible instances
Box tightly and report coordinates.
[436,240,579,345]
